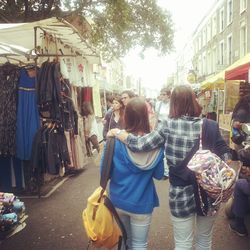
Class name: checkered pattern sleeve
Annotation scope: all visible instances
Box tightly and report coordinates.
[126,125,166,152]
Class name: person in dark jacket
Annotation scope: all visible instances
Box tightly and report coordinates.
[229,95,250,237]
[103,96,124,140]
[108,85,232,250]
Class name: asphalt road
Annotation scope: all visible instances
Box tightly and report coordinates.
[1,152,250,250]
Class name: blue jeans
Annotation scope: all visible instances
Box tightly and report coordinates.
[232,179,250,217]
[171,213,217,250]
[116,208,152,250]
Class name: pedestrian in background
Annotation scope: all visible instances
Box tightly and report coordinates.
[82,102,100,155]
[108,85,232,250]
[102,97,164,250]
[154,86,172,179]
[121,90,136,107]
[103,96,124,141]
[229,94,250,237]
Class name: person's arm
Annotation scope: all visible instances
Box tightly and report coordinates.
[108,122,166,152]
[153,155,164,180]
[213,122,232,161]
[103,112,111,140]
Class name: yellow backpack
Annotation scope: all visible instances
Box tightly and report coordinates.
[82,138,128,250]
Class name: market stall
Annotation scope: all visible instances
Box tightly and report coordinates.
[0,17,102,195]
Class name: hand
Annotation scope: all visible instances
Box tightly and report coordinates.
[233,121,242,129]
[107,128,119,137]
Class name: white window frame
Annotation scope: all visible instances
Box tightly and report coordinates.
[219,7,224,32]
[203,28,206,47]
[207,21,211,42]
[198,35,202,50]
[227,34,232,65]
[202,52,206,75]
[219,40,224,65]
[198,55,202,76]
[240,0,247,13]
[227,0,233,25]
[240,22,247,57]
[212,46,217,73]
[207,50,211,74]
[212,15,217,37]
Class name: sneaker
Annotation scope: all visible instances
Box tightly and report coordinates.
[229,220,248,237]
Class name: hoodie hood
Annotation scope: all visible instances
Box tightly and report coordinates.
[115,140,164,172]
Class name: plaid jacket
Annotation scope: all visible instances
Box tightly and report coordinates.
[126,116,231,217]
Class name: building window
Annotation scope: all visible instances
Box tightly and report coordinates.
[207,21,211,42]
[227,34,232,65]
[240,23,247,57]
[198,55,202,76]
[219,8,224,32]
[212,15,217,37]
[198,36,202,50]
[219,40,224,65]
[227,0,233,24]
[212,46,217,73]
[202,52,206,75]
[207,50,211,74]
[240,0,247,13]
[203,28,206,47]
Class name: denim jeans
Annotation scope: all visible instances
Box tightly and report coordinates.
[171,213,217,250]
[232,179,250,217]
[116,208,152,250]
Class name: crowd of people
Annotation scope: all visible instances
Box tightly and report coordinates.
[96,85,250,250]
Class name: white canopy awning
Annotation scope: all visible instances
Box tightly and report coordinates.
[0,17,100,64]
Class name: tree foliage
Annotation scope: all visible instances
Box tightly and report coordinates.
[0,0,174,60]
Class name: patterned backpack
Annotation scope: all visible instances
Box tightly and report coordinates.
[187,120,236,209]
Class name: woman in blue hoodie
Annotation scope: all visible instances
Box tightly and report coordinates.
[102,97,164,250]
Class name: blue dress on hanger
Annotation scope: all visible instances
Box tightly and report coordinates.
[16,68,40,160]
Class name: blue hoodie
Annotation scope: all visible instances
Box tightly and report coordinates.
[101,139,164,214]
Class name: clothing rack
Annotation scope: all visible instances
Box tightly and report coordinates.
[0,55,29,65]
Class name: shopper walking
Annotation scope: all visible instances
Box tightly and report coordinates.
[108,85,232,250]
[102,97,164,250]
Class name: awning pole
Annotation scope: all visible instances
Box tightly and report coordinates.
[34,26,41,199]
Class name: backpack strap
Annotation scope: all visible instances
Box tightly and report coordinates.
[100,137,115,189]
[104,197,129,250]
[99,137,128,250]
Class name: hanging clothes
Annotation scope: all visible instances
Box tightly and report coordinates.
[16,68,40,160]
[30,122,70,175]
[0,63,19,156]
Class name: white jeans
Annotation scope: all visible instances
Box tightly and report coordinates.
[116,208,152,250]
[171,213,217,250]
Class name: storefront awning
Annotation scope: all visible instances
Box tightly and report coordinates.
[200,71,225,90]
[225,53,250,80]
[225,62,250,80]
[0,17,100,64]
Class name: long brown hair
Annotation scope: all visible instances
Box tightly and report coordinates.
[112,96,125,127]
[124,97,150,134]
[169,85,202,118]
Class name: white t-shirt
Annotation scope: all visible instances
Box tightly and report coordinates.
[155,101,170,122]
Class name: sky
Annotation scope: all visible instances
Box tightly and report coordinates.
[122,0,217,89]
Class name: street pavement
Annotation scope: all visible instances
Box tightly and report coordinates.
[1,150,250,250]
